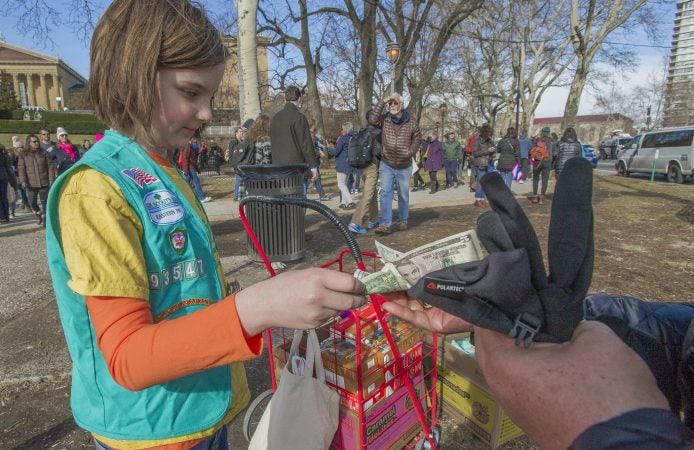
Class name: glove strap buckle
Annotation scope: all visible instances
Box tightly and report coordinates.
[508,313,541,347]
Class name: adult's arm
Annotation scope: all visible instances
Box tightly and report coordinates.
[368,100,387,127]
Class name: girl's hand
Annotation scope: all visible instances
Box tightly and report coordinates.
[235,268,367,335]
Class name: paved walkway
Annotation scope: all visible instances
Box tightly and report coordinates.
[203,172,546,221]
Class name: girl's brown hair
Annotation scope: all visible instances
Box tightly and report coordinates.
[247,114,270,141]
[88,0,229,142]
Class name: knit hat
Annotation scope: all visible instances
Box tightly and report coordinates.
[56,127,68,138]
[242,119,255,130]
[11,135,23,148]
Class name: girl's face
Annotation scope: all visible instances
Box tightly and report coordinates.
[58,134,69,143]
[149,63,225,152]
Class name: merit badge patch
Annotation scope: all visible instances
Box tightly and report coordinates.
[122,168,159,188]
[144,189,186,225]
[169,228,187,253]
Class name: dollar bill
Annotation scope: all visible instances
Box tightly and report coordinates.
[360,263,411,294]
[374,240,403,263]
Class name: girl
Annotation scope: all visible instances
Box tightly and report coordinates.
[45,1,365,449]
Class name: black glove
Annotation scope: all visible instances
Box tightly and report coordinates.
[585,293,694,421]
[409,157,594,345]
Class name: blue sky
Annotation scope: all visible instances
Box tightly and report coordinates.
[0,1,676,117]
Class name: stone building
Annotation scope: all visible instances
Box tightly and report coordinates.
[532,113,635,145]
[215,35,270,113]
[0,41,87,111]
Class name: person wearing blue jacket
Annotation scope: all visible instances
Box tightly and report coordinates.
[329,122,355,209]
[518,131,533,183]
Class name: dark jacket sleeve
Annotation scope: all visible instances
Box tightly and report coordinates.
[570,408,694,449]
[369,100,387,127]
[294,114,317,168]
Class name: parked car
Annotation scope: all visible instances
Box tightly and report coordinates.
[599,135,632,160]
[581,143,598,168]
[615,127,694,183]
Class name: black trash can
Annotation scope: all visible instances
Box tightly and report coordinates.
[239,164,308,262]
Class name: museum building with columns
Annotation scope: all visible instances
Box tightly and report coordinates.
[0,41,87,111]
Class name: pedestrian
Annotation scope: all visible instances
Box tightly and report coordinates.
[17,134,54,225]
[207,137,224,173]
[44,2,366,449]
[530,127,554,204]
[471,123,494,207]
[0,144,18,223]
[81,139,91,156]
[424,132,444,194]
[330,122,356,209]
[495,127,520,189]
[179,135,212,202]
[368,92,422,234]
[555,127,582,180]
[412,136,429,191]
[54,127,81,175]
[228,127,253,201]
[442,130,462,189]
[518,131,532,183]
[269,86,319,194]
[10,135,29,211]
[38,127,57,158]
[248,114,272,165]
[465,128,479,191]
[348,110,381,234]
[310,124,331,201]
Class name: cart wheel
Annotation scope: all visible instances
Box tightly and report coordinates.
[243,389,273,442]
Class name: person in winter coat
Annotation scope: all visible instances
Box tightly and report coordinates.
[518,131,533,183]
[54,127,81,175]
[531,127,554,204]
[471,123,495,207]
[424,132,444,194]
[443,131,463,189]
[179,136,211,202]
[368,92,422,234]
[329,122,355,209]
[0,144,18,223]
[17,134,55,225]
[495,127,520,189]
[555,127,582,180]
[228,127,254,201]
[348,110,382,234]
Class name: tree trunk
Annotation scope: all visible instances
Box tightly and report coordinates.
[562,66,588,130]
[237,0,261,122]
[356,3,377,128]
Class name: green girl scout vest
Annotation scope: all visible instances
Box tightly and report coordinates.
[45,130,233,440]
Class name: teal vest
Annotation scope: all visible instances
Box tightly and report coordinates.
[45,131,231,440]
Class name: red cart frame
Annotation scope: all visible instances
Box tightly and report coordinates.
[239,196,439,450]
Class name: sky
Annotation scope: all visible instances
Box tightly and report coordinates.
[0,1,677,118]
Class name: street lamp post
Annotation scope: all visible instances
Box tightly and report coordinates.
[439,103,447,136]
[386,42,401,94]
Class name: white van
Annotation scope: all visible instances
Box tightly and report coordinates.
[615,127,694,183]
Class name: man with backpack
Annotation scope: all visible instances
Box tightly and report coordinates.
[329,123,356,209]
[368,93,421,235]
[348,110,382,234]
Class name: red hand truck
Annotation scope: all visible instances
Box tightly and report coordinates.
[239,195,439,450]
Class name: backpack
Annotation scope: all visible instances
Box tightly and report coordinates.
[348,128,375,168]
[530,139,549,161]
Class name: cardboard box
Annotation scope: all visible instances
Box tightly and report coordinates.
[436,333,524,449]
[331,374,426,450]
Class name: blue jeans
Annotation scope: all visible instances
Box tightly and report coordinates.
[188,167,205,200]
[444,159,459,186]
[313,168,327,197]
[499,170,513,189]
[233,174,245,200]
[95,425,229,450]
[378,162,410,226]
[474,166,487,200]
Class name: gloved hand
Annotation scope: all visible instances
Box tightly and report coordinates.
[585,293,694,421]
[409,157,593,345]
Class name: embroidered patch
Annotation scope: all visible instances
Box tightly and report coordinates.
[122,168,159,187]
[169,228,187,253]
[144,189,185,225]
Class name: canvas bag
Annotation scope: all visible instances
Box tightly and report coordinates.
[248,329,339,450]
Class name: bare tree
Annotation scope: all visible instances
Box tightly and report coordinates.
[561,0,662,129]
[377,0,484,118]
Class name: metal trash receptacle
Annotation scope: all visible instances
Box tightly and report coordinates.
[239,164,307,262]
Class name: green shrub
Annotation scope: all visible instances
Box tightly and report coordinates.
[0,119,105,135]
